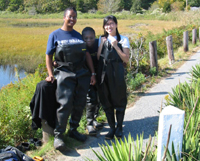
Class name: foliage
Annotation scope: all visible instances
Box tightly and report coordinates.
[164,64,200,160]
[144,24,199,59]
[189,63,200,82]
[97,0,121,13]
[129,36,149,74]
[171,1,185,12]
[163,1,171,13]
[0,70,43,148]
[126,72,146,91]
[130,0,142,14]
[149,67,157,76]
[189,0,200,7]
[86,133,157,161]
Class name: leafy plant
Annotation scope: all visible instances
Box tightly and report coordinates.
[86,133,157,161]
[126,72,146,91]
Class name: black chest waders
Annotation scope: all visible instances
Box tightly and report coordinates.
[97,40,127,139]
[53,43,90,138]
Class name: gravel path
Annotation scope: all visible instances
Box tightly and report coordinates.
[54,50,200,161]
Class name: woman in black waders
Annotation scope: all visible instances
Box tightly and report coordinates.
[97,15,130,140]
[45,7,96,151]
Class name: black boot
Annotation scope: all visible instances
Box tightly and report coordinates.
[69,129,87,142]
[54,135,66,151]
[86,119,97,136]
[93,119,103,129]
[115,109,125,139]
[93,104,103,129]
[86,104,97,135]
[105,111,115,140]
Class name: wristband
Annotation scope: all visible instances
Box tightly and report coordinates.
[92,73,96,76]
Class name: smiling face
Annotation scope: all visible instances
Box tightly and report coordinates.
[63,9,77,29]
[82,31,95,48]
[104,19,117,36]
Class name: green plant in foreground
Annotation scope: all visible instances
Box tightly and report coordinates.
[86,133,157,161]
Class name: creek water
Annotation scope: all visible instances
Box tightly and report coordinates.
[0,65,26,89]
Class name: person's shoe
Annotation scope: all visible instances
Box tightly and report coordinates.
[93,120,103,129]
[69,130,87,142]
[86,125,97,136]
[54,137,66,151]
[115,127,123,139]
[105,128,115,140]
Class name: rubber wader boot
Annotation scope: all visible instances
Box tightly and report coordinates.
[86,119,97,136]
[69,129,87,142]
[93,104,103,129]
[86,104,97,135]
[115,109,125,139]
[105,111,115,140]
[54,135,66,151]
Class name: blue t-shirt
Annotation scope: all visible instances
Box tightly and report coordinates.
[46,28,84,55]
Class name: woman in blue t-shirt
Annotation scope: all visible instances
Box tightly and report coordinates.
[45,7,96,151]
[97,15,130,140]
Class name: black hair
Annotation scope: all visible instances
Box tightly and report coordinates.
[82,27,95,36]
[64,7,77,17]
[102,15,120,42]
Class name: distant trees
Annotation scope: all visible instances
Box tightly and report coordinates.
[97,0,121,13]
[1,0,200,13]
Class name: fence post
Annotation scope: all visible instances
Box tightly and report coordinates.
[166,35,174,64]
[192,28,197,44]
[149,40,158,72]
[157,105,185,161]
[199,27,200,42]
[183,31,189,52]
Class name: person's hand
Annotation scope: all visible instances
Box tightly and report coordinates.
[101,36,107,45]
[52,61,58,68]
[111,39,118,48]
[45,75,55,83]
[90,75,96,85]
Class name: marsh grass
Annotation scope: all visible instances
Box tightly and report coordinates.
[0,16,185,72]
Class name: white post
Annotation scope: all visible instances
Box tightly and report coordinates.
[157,105,185,161]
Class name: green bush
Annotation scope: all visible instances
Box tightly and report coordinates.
[126,72,146,91]
[163,1,171,13]
[171,1,185,11]
[0,69,43,148]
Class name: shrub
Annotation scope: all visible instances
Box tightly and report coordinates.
[126,72,146,91]
[0,70,43,148]
[163,1,171,13]
[171,1,185,11]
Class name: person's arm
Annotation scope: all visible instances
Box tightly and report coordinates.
[97,36,106,60]
[45,54,55,83]
[111,40,129,63]
[86,52,96,85]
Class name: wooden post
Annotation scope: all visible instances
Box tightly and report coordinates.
[199,27,200,42]
[149,40,158,72]
[192,28,197,44]
[166,35,174,64]
[183,31,188,52]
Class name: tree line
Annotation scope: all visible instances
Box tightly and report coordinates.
[0,0,200,14]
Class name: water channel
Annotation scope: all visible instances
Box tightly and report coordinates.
[0,65,26,89]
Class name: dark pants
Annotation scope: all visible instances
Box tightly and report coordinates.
[54,67,90,138]
[86,85,100,122]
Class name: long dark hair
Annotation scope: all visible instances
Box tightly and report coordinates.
[103,15,121,42]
